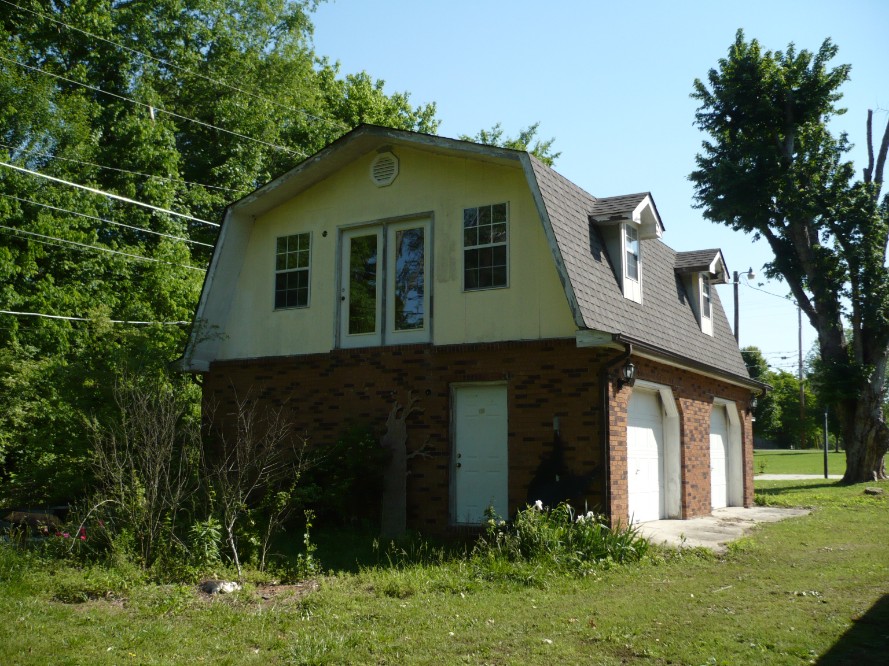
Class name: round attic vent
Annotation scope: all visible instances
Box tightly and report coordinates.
[370,152,399,187]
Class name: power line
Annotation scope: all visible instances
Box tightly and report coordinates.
[0,193,214,248]
[0,54,305,158]
[0,141,247,194]
[0,0,350,135]
[741,281,798,304]
[0,160,219,227]
[0,224,206,272]
[0,309,189,325]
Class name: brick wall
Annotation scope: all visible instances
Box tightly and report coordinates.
[204,340,755,534]
[606,357,754,524]
[205,339,613,535]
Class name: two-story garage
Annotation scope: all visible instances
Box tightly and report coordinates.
[179,125,763,534]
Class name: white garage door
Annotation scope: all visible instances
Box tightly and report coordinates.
[710,405,729,509]
[627,389,664,523]
[453,385,508,524]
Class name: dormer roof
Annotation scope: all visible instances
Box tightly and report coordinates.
[589,192,664,240]
[674,249,729,284]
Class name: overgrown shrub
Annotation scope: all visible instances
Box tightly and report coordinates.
[473,501,649,576]
[297,426,388,525]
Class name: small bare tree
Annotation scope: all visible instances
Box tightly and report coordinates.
[203,390,308,579]
[89,378,200,566]
[379,392,430,540]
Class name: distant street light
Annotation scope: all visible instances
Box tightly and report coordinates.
[733,267,756,344]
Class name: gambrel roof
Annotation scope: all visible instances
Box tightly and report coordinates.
[182,125,753,385]
[527,157,748,380]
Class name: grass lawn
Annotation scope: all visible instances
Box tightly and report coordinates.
[754,448,847,476]
[2,479,888,665]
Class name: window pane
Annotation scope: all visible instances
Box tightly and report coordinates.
[394,227,425,331]
[348,234,378,334]
[479,268,493,288]
[465,248,479,271]
[492,203,507,223]
[478,224,491,245]
[276,237,287,253]
[465,268,479,290]
[479,205,492,226]
[492,245,507,269]
[297,248,309,268]
[492,223,507,243]
[276,254,287,271]
[627,252,639,281]
[464,227,478,247]
[463,208,478,228]
[479,246,493,269]
[492,265,507,287]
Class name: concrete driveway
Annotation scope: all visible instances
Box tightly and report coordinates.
[636,506,811,553]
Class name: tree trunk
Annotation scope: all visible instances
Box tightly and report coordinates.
[379,394,418,540]
[836,389,889,482]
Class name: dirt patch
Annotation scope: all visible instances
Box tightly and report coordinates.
[252,580,319,605]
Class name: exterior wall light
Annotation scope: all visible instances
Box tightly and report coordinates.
[748,395,758,414]
[617,360,636,390]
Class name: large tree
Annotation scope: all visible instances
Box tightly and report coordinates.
[0,0,438,504]
[691,31,889,481]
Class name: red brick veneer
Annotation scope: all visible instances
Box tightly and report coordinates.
[203,340,753,534]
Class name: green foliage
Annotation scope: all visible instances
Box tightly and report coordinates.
[0,1,440,506]
[460,122,561,166]
[298,426,389,524]
[187,516,223,570]
[691,31,889,479]
[473,502,650,577]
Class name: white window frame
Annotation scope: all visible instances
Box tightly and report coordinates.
[622,223,642,303]
[274,232,311,310]
[462,202,509,291]
[700,274,714,336]
[339,218,431,348]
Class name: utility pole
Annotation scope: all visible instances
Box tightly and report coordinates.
[732,268,754,345]
[733,271,740,343]
[799,306,806,450]
[824,409,829,478]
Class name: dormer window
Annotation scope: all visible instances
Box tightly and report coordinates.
[674,249,728,337]
[588,193,662,306]
[701,276,713,336]
[625,225,639,282]
[702,277,712,319]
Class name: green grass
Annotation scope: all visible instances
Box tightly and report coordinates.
[754,448,847,475]
[2,479,888,664]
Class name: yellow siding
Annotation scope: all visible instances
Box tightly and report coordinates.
[217,146,577,360]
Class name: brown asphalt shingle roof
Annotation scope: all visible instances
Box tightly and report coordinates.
[528,156,750,380]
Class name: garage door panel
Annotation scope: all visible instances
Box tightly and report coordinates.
[627,390,664,523]
[710,405,729,509]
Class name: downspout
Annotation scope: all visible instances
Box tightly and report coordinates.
[600,342,633,521]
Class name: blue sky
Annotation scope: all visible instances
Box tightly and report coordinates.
[311,0,888,373]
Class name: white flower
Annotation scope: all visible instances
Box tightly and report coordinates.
[533,500,544,511]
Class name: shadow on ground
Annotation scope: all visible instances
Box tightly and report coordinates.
[818,593,889,665]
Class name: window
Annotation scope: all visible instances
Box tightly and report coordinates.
[702,277,712,319]
[463,203,508,290]
[274,233,310,309]
[625,224,639,281]
[340,219,430,348]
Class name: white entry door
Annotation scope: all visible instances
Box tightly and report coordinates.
[453,385,508,524]
[710,405,730,509]
[627,389,665,523]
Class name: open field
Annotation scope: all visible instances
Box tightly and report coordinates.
[754,448,847,476]
[2,479,888,665]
